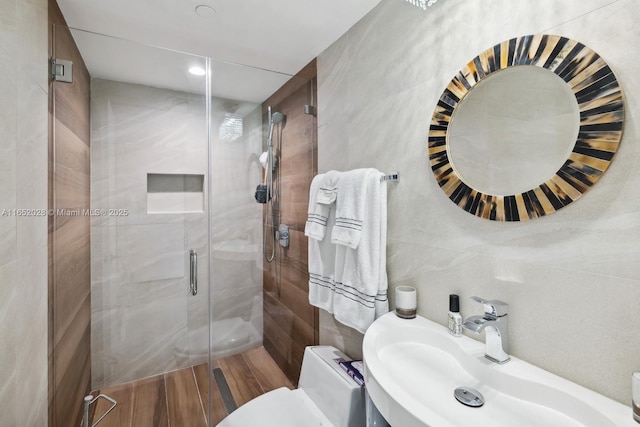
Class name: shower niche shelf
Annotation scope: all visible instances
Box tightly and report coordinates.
[147,173,204,214]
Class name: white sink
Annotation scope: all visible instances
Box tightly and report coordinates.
[363,312,635,427]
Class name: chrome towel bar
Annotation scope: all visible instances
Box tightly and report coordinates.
[380,172,400,182]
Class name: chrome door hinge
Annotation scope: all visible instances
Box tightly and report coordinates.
[51,58,73,83]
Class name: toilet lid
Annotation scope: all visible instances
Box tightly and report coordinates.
[216,387,334,427]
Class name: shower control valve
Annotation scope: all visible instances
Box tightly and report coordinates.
[278,224,289,248]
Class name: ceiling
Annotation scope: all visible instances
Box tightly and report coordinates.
[57,0,384,103]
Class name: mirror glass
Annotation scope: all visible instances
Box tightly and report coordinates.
[428,34,624,221]
[447,65,579,196]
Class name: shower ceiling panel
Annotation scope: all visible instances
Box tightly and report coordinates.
[56,0,383,101]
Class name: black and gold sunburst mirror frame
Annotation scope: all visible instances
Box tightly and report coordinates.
[428,34,624,221]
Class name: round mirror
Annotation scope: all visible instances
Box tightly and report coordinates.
[428,34,624,221]
[448,66,579,196]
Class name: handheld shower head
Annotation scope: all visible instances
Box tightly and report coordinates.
[267,111,285,146]
[271,111,285,124]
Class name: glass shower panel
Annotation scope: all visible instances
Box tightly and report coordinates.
[208,57,317,423]
[65,27,211,424]
[207,61,289,360]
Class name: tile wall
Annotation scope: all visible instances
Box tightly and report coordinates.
[90,78,264,389]
[90,79,209,388]
[0,0,49,425]
[317,0,640,405]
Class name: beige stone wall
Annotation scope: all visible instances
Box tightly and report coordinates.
[0,0,49,425]
[317,0,640,405]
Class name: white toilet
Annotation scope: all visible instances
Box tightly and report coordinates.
[217,346,366,427]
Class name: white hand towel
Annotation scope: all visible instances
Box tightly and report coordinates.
[316,170,341,205]
[304,174,331,241]
[331,168,376,249]
[307,193,338,313]
[333,170,388,333]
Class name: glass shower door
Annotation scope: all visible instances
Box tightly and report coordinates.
[53,26,212,426]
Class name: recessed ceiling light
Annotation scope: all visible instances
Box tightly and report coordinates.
[195,5,216,18]
[189,66,206,76]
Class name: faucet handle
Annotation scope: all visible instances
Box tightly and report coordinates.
[470,296,508,317]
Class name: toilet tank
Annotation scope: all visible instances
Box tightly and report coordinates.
[299,346,365,427]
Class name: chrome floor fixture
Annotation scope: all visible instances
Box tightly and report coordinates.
[406,0,437,9]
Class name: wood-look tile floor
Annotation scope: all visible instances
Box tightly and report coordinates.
[90,346,294,427]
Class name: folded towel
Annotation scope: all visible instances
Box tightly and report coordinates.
[331,168,377,249]
[307,191,338,313]
[332,170,388,333]
[316,170,341,205]
[305,174,332,241]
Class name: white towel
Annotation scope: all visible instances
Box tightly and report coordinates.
[307,192,338,313]
[333,170,388,333]
[331,168,376,249]
[304,174,332,241]
[316,170,341,205]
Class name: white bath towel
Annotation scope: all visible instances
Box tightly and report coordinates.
[333,170,388,333]
[316,170,341,205]
[307,188,338,313]
[331,168,377,249]
[304,174,332,241]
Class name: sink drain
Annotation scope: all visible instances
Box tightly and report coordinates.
[454,387,485,407]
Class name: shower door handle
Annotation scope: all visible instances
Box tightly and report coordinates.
[190,249,197,296]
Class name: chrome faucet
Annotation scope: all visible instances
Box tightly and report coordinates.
[463,296,510,364]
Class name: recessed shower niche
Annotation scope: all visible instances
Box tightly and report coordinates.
[147,173,205,213]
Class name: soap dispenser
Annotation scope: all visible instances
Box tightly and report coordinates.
[448,294,462,337]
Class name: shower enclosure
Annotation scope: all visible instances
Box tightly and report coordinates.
[50,24,316,426]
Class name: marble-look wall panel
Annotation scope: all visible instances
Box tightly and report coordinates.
[0,0,18,269]
[91,79,209,389]
[117,224,185,282]
[91,294,188,386]
[317,0,640,405]
[0,0,48,425]
[0,262,18,426]
[91,81,208,228]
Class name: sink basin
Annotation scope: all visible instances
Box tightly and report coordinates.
[363,312,634,427]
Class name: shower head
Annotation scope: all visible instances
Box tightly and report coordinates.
[267,111,285,147]
[271,111,285,124]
